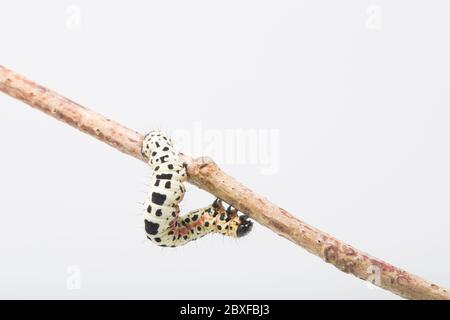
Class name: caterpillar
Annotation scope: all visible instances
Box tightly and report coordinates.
[141,130,253,247]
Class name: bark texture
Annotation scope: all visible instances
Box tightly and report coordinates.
[1,64,448,300]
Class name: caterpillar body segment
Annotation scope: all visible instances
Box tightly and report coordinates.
[142,130,253,247]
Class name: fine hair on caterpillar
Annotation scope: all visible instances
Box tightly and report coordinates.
[142,130,253,247]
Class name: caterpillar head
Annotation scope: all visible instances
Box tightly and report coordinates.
[211,199,253,238]
[236,215,253,238]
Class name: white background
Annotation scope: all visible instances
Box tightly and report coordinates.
[0,0,449,299]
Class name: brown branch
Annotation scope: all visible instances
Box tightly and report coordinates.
[0,64,448,300]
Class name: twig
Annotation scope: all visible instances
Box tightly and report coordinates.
[0,64,448,300]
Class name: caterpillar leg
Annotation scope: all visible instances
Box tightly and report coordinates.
[211,199,253,238]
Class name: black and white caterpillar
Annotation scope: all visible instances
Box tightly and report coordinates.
[141,130,253,247]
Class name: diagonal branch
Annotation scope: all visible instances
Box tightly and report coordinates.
[0,64,448,300]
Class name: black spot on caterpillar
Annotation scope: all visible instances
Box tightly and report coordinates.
[156,173,173,180]
[145,220,159,235]
[142,130,253,247]
[151,192,167,206]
